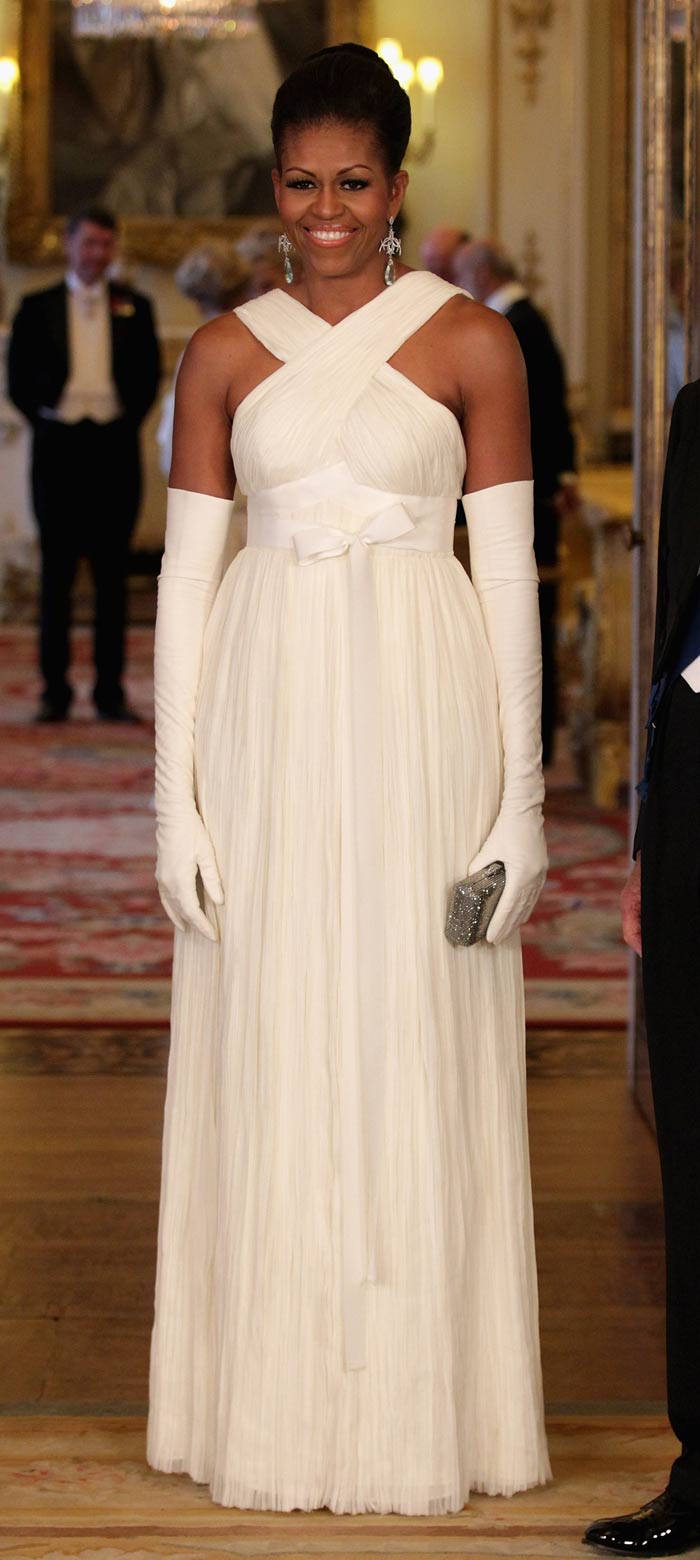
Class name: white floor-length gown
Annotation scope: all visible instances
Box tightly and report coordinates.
[147,269,550,1514]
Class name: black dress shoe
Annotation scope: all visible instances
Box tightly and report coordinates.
[584,1490,700,1555]
[95,703,143,724]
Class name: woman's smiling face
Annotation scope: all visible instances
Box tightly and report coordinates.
[272,120,407,283]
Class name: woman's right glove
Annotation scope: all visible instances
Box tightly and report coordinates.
[154,486,234,940]
[462,478,547,943]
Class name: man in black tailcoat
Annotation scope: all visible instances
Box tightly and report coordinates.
[452,239,577,767]
[8,206,161,722]
[583,379,700,1556]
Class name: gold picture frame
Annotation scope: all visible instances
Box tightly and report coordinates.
[8,0,370,265]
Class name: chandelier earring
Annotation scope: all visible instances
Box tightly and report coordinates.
[379,216,402,287]
[278,232,294,286]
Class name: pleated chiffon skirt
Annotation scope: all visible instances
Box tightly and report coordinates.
[147,541,550,1514]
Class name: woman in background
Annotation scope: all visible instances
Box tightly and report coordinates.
[157,241,251,479]
[234,222,287,299]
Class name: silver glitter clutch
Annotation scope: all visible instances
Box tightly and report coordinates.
[445,861,506,947]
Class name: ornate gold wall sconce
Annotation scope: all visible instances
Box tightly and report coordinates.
[376,37,444,163]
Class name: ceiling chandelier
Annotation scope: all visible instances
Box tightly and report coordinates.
[71,0,270,39]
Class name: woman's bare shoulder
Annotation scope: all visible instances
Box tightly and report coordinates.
[179,311,257,375]
[174,311,266,417]
[439,292,520,353]
[437,293,527,398]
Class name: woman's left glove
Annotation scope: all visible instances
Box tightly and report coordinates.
[462,479,547,944]
[154,487,234,939]
[467,808,547,945]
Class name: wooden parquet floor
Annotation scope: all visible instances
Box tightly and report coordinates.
[0,1418,680,1558]
[0,1019,670,1557]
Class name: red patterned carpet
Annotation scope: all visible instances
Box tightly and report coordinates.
[522,790,629,1025]
[0,624,629,1028]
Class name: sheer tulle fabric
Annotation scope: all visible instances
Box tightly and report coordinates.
[147,273,550,1513]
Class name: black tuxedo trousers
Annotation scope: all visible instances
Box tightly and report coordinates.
[32,417,140,711]
[641,673,700,1505]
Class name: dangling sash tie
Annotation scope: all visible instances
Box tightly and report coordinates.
[246,461,456,1370]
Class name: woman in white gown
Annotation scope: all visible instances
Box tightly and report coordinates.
[148,43,550,1515]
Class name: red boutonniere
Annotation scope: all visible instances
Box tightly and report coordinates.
[110,293,136,318]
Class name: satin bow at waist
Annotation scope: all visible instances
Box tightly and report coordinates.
[243,461,459,1374]
[245,461,457,560]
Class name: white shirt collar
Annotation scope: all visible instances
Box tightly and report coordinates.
[484,280,528,315]
[66,270,108,300]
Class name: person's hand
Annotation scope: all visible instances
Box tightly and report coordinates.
[156,803,224,941]
[621,856,642,957]
[468,808,548,945]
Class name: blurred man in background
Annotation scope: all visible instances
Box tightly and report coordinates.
[453,238,578,766]
[8,206,160,723]
[420,224,471,281]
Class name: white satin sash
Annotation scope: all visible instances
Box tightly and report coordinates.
[246,460,457,1370]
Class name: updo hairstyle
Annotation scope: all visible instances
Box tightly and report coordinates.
[174,241,250,313]
[271,43,411,176]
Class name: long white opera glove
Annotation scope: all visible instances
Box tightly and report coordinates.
[461,479,547,943]
[154,487,234,940]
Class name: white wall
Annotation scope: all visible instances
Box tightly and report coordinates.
[373,0,615,446]
[372,0,495,263]
[493,0,589,391]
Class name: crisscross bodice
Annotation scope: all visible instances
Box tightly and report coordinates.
[231,271,466,497]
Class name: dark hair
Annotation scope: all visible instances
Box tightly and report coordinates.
[271,43,411,175]
[66,205,117,236]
